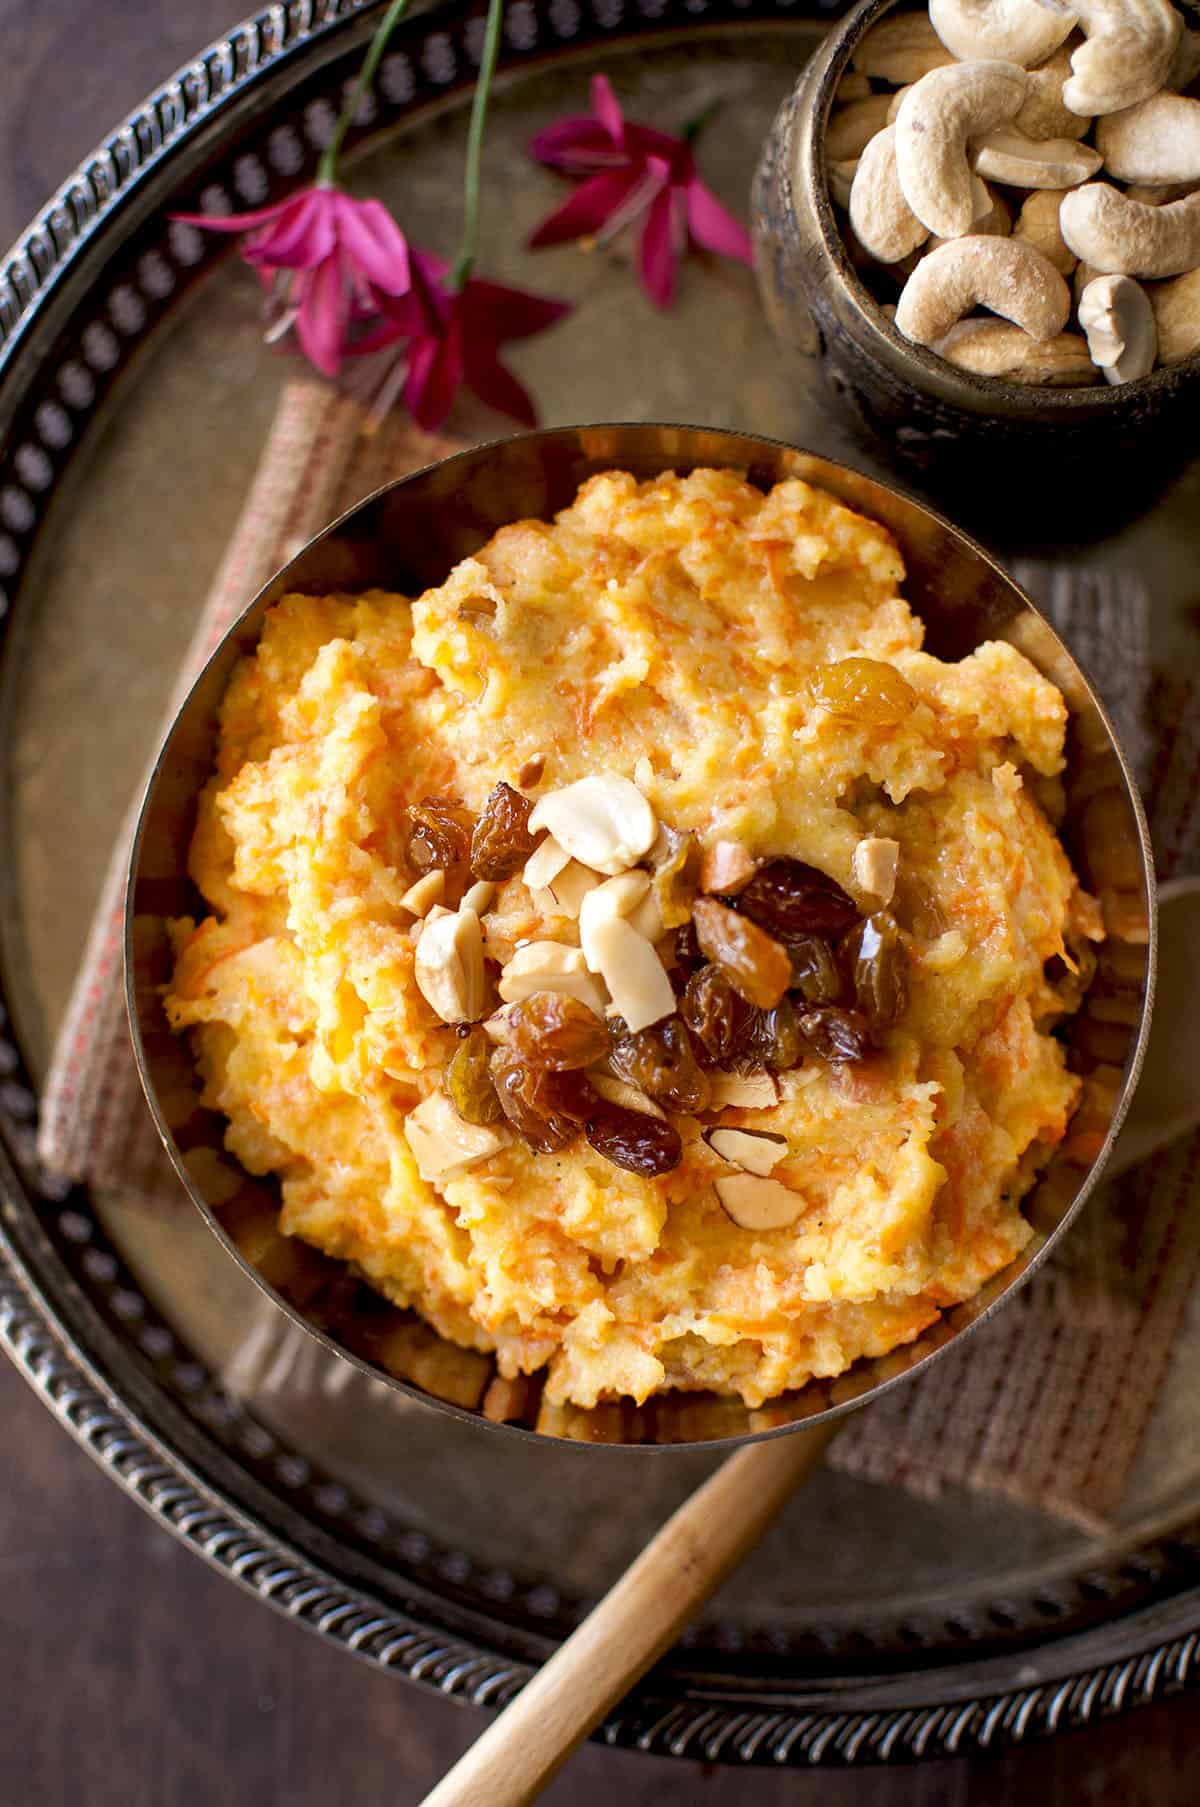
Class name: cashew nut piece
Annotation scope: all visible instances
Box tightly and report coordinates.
[1060,180,1200,273]
[928,181,1012,249]
[1013,42,1093,140]
[887,84,914,125]
[1078,272,1159,379]
[936,317,1101,381]
[853,13,957,83]
[929,0,1075,67]
[895,61,1029,238]
[836,69,873,103]
[827,157,860,209]
[1125,180,1199,200]
[894,235,1072,343]
[849,125,931,262]
[972,129,1103,187]
[1013,189,1078,272]
[1165,25,1200,88]
[826,93,896,161]
[1148,265,1200,360]
[1055,0,1183,116]
[1096,92,1200,183]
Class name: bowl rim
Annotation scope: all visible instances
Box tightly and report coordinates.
[798,0,1200,412]
[124,420,1158,1454]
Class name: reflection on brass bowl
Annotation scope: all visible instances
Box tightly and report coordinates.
[125,423,1155,1451]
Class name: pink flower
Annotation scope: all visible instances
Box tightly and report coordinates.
[172,185,413,377]
[355,251,570,431]
[526,76,752,309]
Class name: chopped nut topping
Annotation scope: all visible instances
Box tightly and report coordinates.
[852,836,900,906]
[498,941,608,1015]
[707,1070,780,1109]
[589,916,677,1034]
[462,879,495,916]
[413,905,487,1024]
[399,869,446,916]
[714,1171,804,1230]
[700,840,758,895]
[528,774,657,876]
[523,835,572,891]
[404,1090,509,1183]
[547,859,603,919]
[589,1074,668,1120]
[705,1127,789,1175]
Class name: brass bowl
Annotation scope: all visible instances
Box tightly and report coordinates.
[125,423,1155,1450]
[751,0,1200,540]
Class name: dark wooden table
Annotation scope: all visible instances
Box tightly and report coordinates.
[3,3,1200,1802]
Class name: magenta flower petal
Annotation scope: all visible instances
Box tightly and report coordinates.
[464,344,539,428]
[244,193,336,270]
[463,280,571,342]
[685,177,754,264]
[637,184,679,309]
[332,195,412,295]
[528,118,627,172]
[527,168,642,248]
[293,255,345,377]
[170,196,297,233]
[589,75,625,147]
[404,320,464,431]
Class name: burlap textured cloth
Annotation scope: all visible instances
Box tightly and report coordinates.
[38,380,1191,1527]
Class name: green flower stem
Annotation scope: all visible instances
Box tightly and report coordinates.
[680,98,722,144]
[317,0,413,186]
[450,0,506,292]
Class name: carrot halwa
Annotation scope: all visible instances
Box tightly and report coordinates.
[166,468,1099,1409]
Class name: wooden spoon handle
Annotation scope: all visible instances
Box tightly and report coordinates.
[420,1419,839,1807]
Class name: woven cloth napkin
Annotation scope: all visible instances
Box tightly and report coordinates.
[37,379,1196,1528]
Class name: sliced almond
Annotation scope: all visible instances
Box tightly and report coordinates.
[462,879,495,916]
[528,775,656,876]
[588,1074,667,1120]
[852,837,899,906]
[400,869,446,916]
[627,888,664,943]
[707,1070,780,1109]
[404,1090,509,1184]
[481,1005,519,1044]
[590,915,676,1033]
[523,835,572,891]
[700,840,757,895]
[548,859,604,919]
[413,906,486,1024]
[497,942,607,1014]
[704,1127,789,1175]
[715,1172,804,1231]
[577,872,654,971]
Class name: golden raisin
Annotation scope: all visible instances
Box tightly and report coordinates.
[407,797,475,877]
[444,1028,502,1125]
[585,1101,683,1176]
[737,859,859,941]
[489,1046,594,1153]
[508,991,611,1071]
[680,964,754,1062]
[649,827,702,931]
[842,911,907,1033]
[609,1014,710,1112]
[809,657,918,726]
[692,897,792,1009]
[470,781,538,881]
[797,1006,871,1063]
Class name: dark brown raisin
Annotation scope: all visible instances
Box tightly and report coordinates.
[489,1047,595,1153]
[809,657,918,726]
[444,1028,502,1125]
[407,797,475,877]
[737,999,804,1072]
[508,991,611,1071]
[692,896,792,1009]
[842,910,907,1033]
[648,826,702,931]
[585,1101,683,1176]
[737,858,859,941]
[609,1014,711,1113]
[797,1006,871,1063]
[787,933,843,1005]
[469,781,537,881]
[680,964,754,1062]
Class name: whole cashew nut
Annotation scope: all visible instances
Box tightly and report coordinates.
[1052,0,1183,116]
[1077,271,1159,379]
[1096,92,1200,184]
[1013,188,1079,271]
[895,61,1029,237]
[1060,179,1200,273]
[1165,26,1200,90]
[972,129,1103,186]
[894,234,1072,342]
[849,126,932,263]
[836,70,873,103]
[1148,265,1200,361]
[827,158,861,209]
[929,181,1013,247]
[930,0,1075,67]
[1013,41,1093,140]
[936,317,1100,381]
[827,93,896,160]
[853,14,957,83]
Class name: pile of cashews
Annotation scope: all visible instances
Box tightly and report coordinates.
[825,0,1200,385]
